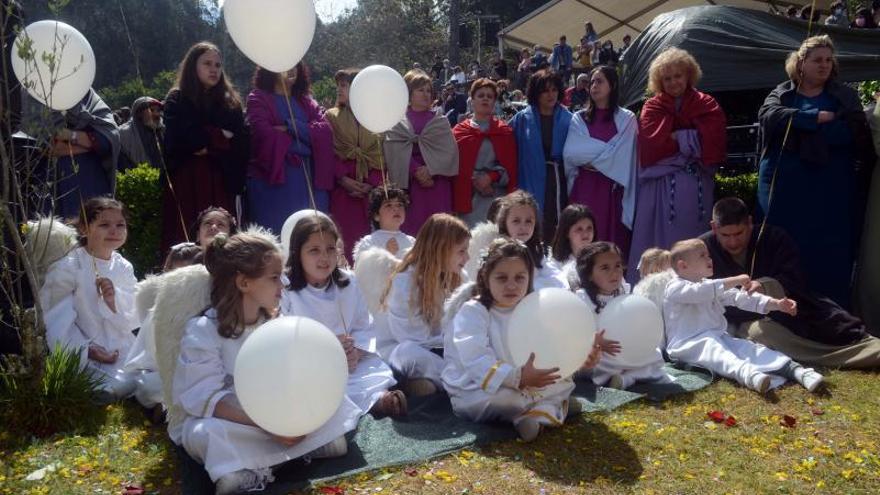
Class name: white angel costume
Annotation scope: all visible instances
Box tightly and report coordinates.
[545,255,578,290]
[39,246,140,399]
[172,310,361,482]
[122,274,165,408]
[280,273,396,414]
[374,267,446,385]
[352,230,414,263]
[533,257,568,290]
[663,277,792,389]
[442,296,574,428]
[575,288,672,389]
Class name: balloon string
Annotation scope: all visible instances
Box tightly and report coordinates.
[280,79,319,216]
[67,140,102,296]
[153,129,191,243]
[376,134,389,200]
[749,0,815,278]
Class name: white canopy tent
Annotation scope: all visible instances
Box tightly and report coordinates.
[498,0,833,53]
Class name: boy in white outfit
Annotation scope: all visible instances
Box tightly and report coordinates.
[663,239,823,394]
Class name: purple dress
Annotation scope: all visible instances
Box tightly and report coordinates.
[568,109,632,255]
[401,109,453,235]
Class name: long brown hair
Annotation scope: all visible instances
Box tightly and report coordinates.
[203,231,280,338]
[171,41,241,110]
[284,215,350,291]
[497,190,545,268]
[575,241,624,313]
[252,62,311,98]
[381,214,470,329]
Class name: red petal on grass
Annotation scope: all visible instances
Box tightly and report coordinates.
[780,415,797,428]
[404,467,419,477]
[811,408,825,416]
[319,487,345,495]
[122,486,145,495]
[707,410,726,423]
[724,415,738,427]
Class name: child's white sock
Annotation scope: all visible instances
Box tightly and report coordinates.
[747,372,772,394]
[515,417,542,442]
[778,362,824,393]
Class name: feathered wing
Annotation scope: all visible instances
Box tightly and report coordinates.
[135,274,162,323]
[442,281,477,329]
[152,264,211,434]
[353,247,400,314]
[465,222,499,281]
[25,216,78,288]
[633,269,676,348]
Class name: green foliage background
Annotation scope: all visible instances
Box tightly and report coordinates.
[115,164,162,278]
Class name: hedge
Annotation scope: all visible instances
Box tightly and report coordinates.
[714,172,758,213]
[115,164,162,278]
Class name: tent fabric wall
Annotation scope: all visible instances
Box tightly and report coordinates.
[618,6,880,107]
[498,0,829,54]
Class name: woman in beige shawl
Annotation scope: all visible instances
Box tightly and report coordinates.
[326,68,386,262]
[384,70,459,235]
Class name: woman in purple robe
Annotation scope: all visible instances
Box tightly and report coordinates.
[383,70,459,235]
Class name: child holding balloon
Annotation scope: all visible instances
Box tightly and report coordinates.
[549,204,598,289]
[172,231,360,495]
[574,242,672,390]
[281,215,406,417]
[663,239,823,394]
[442,239,603,442]
[39,197,140,401]
[496,190,566,290]
[376,213,470,397]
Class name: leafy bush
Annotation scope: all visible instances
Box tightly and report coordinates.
[312,76,337,109]
[98,70,176,110]
[859,80,879,106]
[116,164,162,277]
[0,344,103,437]
[715,172,759,213]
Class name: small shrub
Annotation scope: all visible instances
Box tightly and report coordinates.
[859,80,879,106]
[715,172,759,213]
[0,344,103,437]
[116,163,162,277]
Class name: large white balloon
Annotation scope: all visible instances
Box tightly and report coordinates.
[11,21,96,111]
[280,209,331,259]
[234,316,348,437]
[506,288,596,378]
[223,0,316,73]
[597,295,664,369]
[349,65,409,134]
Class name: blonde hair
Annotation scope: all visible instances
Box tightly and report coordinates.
[638,248,672,279]
[670,239,706,269]
[784,35,838,83]
[203,229,281,339]
[647,47,702,95]
[403,69,433,100]
[381,214,470,329]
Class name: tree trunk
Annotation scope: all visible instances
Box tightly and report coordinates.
[448,0,460,66]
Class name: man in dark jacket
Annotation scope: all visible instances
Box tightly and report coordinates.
[700,197,880,368]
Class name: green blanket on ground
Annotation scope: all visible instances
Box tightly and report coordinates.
[180,365,713,493]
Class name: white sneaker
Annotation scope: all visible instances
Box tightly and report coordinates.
[795,367,824,393]
[215,467,274,495]
[748,372,772,394]
[515,417,542,442]
[308,436,348,459]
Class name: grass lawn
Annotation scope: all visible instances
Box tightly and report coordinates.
[2,369,879,494]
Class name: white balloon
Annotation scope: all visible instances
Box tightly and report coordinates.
[280,209,331,260]
[224,0,316,73]
[11,21,96,111]
[506,288,596,378]
[597,295,664,369]
[349,65,409,134]
[234,316,348,437]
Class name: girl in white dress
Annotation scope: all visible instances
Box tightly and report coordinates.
[548,204,596,289]
[281,215,406,417]
[39,197,141,401]
[496,190,565,290]
[172,231,360,495]
[574,241,672,390]
[443,239,602,442]
[352,186,415,263]
[377,213,471,397]
[664,239,824,394]
[123,243,204,411]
